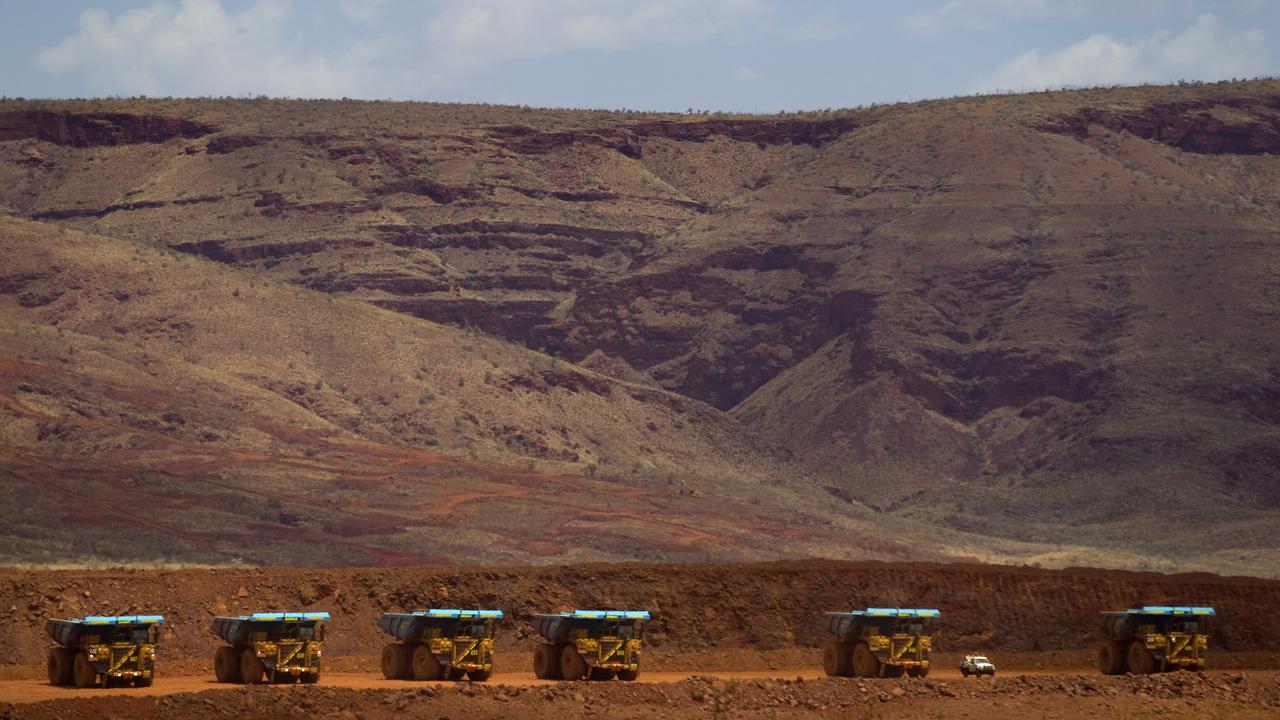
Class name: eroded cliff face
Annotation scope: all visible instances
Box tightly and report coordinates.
[3,82,1280,570]
[1041,97,1280,154]
[0,110,214,147]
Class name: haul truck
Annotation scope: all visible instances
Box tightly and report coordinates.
[822,608,939,678]
[379,609,503,681]
[210,611,329,684]
[46,614,164,688]
[1098,605,1214,675]
[530,610,648,681]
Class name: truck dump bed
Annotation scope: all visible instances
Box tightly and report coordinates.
[210,612,330,645]
[825,608,940,642]
[378,609,504,641]
[1101,606,1215,618]
[530,610,650,643]
[45,615,165,646]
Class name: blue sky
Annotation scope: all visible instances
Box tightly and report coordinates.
[2,0,1277,111]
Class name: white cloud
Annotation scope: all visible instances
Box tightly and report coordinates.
[904,0,1193,38]
[421,0,770,76]
[36,0,394,97]
[783,15,853,42]
[972,13,1267,92]
[35,0,772,99]
[336,0,393,25]
[735,65,759,81]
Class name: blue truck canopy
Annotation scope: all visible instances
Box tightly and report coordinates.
[530,610,650,643]
[825,609,941,641]
[46,615,165,646]
[210,612,330,644]
[378,609,504,640]
[1103,606,1215,616]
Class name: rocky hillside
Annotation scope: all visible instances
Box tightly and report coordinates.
[1,80,1279,573]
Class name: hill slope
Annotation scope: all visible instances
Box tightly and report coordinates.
[2,81,1279,574]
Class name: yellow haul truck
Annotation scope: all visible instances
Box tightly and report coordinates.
[210,611,328,684]
[46,614,164,688]
[379,609,502,681]
[1098,605,1214,674]
[530,610,648,681]
[822,608,939,678]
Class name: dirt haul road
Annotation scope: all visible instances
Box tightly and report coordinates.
[3,670,1280,719]
[0,666,1079,704]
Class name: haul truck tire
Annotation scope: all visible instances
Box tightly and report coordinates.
[560,644,588,681]
[240,648,266,684]
[616,668,639,682]
[382,643,410,680]
[881,663,906,678]
[467,668,492,682]
[134,669,155,688]
[300,671,320,684]
[214,646,241,683]
[412,644,444,681]
[1127,640,1156,675]
[908,665,930,678]
[589,667,615,681]
[822,641,852,677]
[447,668,467,681]
[1097,640,1125,675]
[73,652,97,689]
[533,643,561,680]
[47,648,74,686]
[852,642,878,678]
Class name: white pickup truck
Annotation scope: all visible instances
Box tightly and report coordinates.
[959,655,996,677]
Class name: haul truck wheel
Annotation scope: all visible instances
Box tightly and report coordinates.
[533,644,561,680]
[240,648,266,684]
[300,671,320,684]
[1127,640,1155,675]
[822,641,852,677]
[560,645,588,681]
[467,669,492,682]
[381,644,409,680]
[881,663,906,678]
[908,665,930,678]
[412,644,444,681]
[214,647,241,683]
[852,643,878,678]
[447,668,467,681]
[134,670,154,688]
[72,652,97,689]
[589,667,615,681]
[47,648,74,686]
[1097,641,1125,675]
[616,668,639,682]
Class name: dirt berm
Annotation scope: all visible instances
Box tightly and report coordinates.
[3,561,1278,666]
